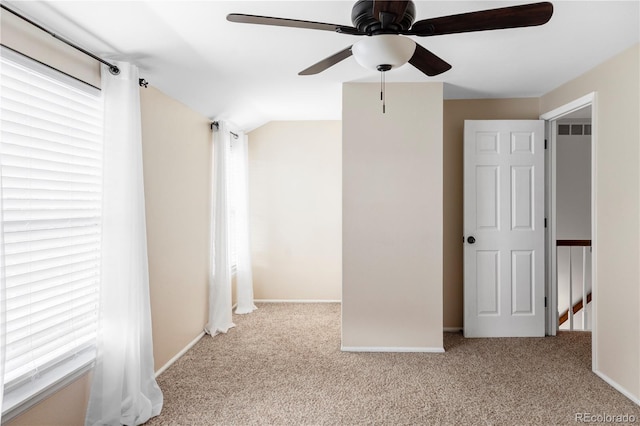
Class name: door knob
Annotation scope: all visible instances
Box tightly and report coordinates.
[467,236,476,244]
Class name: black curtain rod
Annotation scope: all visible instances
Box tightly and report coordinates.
[1,3,120,75]
[210,122,239,139]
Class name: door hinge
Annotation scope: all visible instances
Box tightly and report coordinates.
[544,296,547,308]
[544,218,547,228]
[544,139,548,149]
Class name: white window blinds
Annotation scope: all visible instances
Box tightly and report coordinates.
[0,48,103,408]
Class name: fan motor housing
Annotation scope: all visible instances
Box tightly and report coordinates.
[351,0,416,34]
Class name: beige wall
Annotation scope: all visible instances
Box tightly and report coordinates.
[8,87,212,425]
[540,43,640,402]
[247,98,541,327]
[442,98,540,328]
[5,373,92,426]
[248,121,342,301]
[342,83,443,350]
[140,87,211,369]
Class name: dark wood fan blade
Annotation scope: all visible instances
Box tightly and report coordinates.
[227,14,363,35]
[373,1,409,26]
[408,43,452,76]
[409,2,553,36]
[299,46,353,75]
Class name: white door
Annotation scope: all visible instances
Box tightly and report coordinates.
[464,120,545,337]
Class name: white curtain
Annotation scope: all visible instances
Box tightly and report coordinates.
[232,133,256,315]
[205,122,235,335]
[85,62,162,426]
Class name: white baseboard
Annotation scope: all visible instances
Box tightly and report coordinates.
[444,327,463,332]
[594,369,640,406]
[255,299,341,303]
[341,346,445,353]
[155,331,205,378]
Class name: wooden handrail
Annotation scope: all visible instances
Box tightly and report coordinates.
[558,292,592,326]
[556,239,591,246]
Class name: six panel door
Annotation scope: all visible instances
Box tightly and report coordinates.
[464,120,545,337]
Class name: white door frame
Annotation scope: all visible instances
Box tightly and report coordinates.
[540,92,597,369]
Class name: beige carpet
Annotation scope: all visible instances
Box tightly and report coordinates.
[148,303,640,425]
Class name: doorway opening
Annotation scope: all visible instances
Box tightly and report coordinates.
[541,93,596,353]
[555,108,592,331]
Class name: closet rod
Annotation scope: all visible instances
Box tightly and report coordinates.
[1,3,120,75]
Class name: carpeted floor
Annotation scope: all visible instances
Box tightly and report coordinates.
[147,303,640,425]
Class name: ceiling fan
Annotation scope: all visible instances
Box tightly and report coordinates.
[227,0,554,77]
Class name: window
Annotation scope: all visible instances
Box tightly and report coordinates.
[0,47,103,416]
[558,124,570,135]
[571,124,583,135]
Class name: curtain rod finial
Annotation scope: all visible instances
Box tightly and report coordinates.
[109,66,120,75]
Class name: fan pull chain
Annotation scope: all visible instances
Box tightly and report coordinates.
[377,65,391,114]
[380,70,387,114]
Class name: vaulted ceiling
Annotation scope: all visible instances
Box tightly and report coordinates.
[5,1,639,130]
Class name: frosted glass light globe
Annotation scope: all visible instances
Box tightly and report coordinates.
[352,35,416,71]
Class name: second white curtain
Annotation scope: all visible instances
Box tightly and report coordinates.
[232,133,256,315]
[206,123,256,332]
[205,123,235,335]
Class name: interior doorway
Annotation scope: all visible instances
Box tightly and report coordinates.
[541,93,596,348]
[554,107,592,331]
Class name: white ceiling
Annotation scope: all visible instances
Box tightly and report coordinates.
[5,1,639,130]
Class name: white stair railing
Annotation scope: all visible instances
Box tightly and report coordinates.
[557,240,592,331]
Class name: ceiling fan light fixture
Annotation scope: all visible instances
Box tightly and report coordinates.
[352,34,416,71]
